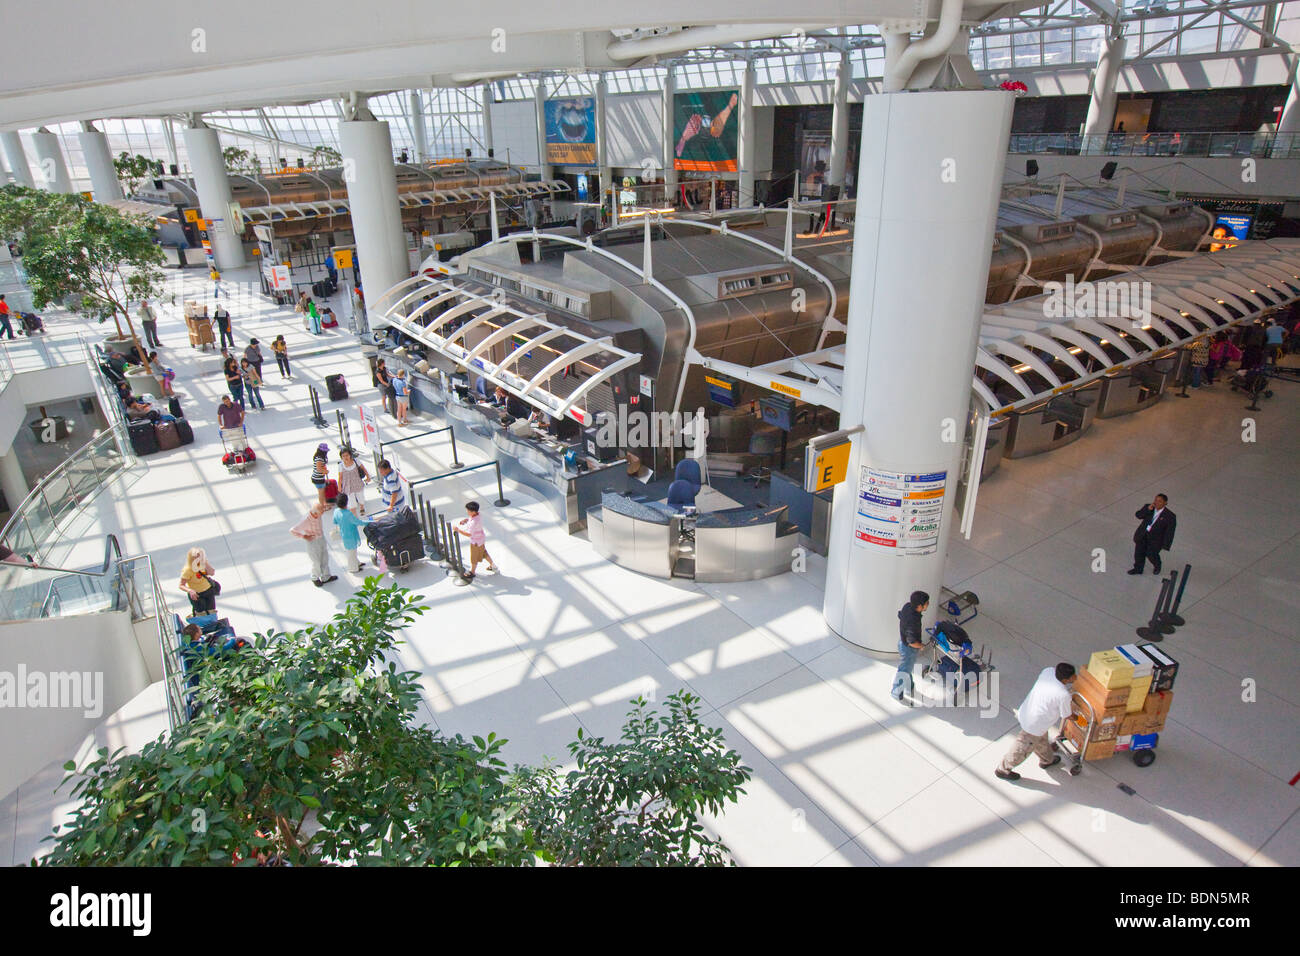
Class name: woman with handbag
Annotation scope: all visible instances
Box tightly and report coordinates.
[337,446,370,515]
[179,547,220,615]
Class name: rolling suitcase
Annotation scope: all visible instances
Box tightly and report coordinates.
[155,421,181,451]
[169,397,184,419]
[129,420,158,456]
[365,506,420,549]
[325,373,348,401]
[383,532,424,571]
[174,418,195,445]
[324,478,339,504]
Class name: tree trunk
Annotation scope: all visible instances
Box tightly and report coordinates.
[120,307,152,374]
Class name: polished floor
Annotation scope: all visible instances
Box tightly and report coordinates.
[3,266,1298,866]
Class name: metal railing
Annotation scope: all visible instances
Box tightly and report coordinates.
[1008,131,1300,160]
[409,459,510,507]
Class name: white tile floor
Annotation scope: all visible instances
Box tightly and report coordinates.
[5,264,1299,866]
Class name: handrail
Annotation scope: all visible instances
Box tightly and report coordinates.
[21,533,125,577]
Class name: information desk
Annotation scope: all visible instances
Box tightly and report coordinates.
[587,491,799,582]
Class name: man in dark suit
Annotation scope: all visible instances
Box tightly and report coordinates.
[1129,494,1176,575]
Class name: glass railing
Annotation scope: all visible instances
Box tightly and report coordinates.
[1008,131,1300,159]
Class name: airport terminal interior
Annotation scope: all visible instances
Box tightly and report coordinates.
[0,2,1298,867]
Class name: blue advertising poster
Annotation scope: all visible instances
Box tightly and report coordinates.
[544,98,596,166]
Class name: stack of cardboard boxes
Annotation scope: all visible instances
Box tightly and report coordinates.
[1064,644,1179,761]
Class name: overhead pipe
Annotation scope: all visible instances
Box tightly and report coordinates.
[883,0,964,92]
[606,23,823,61]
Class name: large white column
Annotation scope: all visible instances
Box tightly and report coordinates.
[534,77,551,181]
[338,111,410,305]
[0,450,30,517]
[409,90,429,162]
[595,73,611,200]
[181,120,246,269]
[661,66,678,199]
[162,118,179,174]
[1,132,34,188]
[481,84,496,158]
[31,128,74,193]
[738,60,756,207]
[1279,56,1300,133]
[828,49,852,192]
[78,121,123,201]
[824,90,1012,651]
[1082,32,1127,149]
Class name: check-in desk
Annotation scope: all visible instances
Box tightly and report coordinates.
[588,492,799,582]
[1003,380,1101,458]
[1097,352,1178,418]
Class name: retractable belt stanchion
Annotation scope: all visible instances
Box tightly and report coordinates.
[308,385,327,428]
[1136,576,1173,642]
[1160,563,1192,627]
[1155,568,1179,634]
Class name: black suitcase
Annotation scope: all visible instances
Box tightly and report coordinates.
[174,418,195,445]
[129,420,158,456]
[155,421,181,451]
[364,506,419,549]
[325,373,348,401]
[169,397,184,419]
[383,532,424,571]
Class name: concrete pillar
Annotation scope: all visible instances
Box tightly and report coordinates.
[828,49,852,192]
[595,73,612,201]
[1082,32,1127,150]
[181,120,246,269]
[338,113,410,305]
[1,132,34,188]
[661,66,678,201]
[162,118,179,174]
[534,77,551,181]
[31,128,74,193]
[410,90,429,162]
[738,61,756,207]
[0,449,30,517]
[78,122,124,201]
[1278,56,1300,134]
[481,84,496,157]
[823,89,1012,652]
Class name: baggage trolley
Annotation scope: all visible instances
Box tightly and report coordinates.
[1054,692,1094,776]
[220,425,254,474]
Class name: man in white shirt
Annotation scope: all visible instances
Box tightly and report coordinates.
[995,662,1077,782]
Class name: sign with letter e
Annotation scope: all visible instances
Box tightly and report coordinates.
[806,439,851,493]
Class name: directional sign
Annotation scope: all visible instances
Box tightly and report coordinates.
[358,404,380,451]
[805,439,851,493]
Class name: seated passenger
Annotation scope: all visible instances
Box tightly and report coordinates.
[492,385,509,407]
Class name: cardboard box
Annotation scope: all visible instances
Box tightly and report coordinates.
[1119,712,1151,736]
[1075,666,1129,711]
[1138,644,1179,692]
[1115,734,1133,752]
[1145,712,1167,733]
[1084,739,1116,761]
[1115,644,1154,712]
[1124,674,1152,713]
[1093,711,1123,741]
[1088,650,1134,689]
[1143,689,1174,719]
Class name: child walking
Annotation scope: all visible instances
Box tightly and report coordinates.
[455,501,497,578]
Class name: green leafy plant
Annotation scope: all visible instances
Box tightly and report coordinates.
[0,186,165,370]
[113,152,156,196]
[311,145,342,168]
[222,145,261,176]
[38,580,750,866]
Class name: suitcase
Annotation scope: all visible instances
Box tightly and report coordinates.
[383,532,425,571]
[169,397,184,419]
[324,478,339,503]
[325,373,348,401]
[129,420,158,456]
[364,506,420,549]
[175,418,195,445]
[155,421,181,451]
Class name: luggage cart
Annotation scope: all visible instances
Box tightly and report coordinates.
[220,425,255,474]
[1053,693,1094,776]
[918,589,993,705]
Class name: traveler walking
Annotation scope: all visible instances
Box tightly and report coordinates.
[223,355,245,409]
[307,297,322,335]
[337,446,371,514]
[179,547,220,615]
[290,503,337,587]
[211,266,225,299]
[311,443,330,508]
[244,339,265,382]
[272,335,291,378]
[241,358,266,410]
[138,299,162,347]
[891,590,929,706]
[332,493,372,573]
[455,501,498,577]
[995,663,1077,781]
[0,295,12,339]
[213,303,234,350]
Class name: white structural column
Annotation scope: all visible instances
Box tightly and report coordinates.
[662,65,678,197]
[828,48,852,192]
[338,105,409,306]
[1279,56,1300,133]
[30,128,73,193]
[1,132,34,188]
[595,73,611,200]
[1082,31,1127,149]
[0,450,30,518]
[535,77,551,180]
[481,84,496,157]
[824,90,1012,651]
[162,118,179,174]
[181,119,246,269]
[409,90,429,162]
[737,59,756,207]
[78,121,124,201]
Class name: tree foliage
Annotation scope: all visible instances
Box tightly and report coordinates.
[222,146,261,177]
[113,152,156,196]
[311,145,342,168]
[39,580,750,866]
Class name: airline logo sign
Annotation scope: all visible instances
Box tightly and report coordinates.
[853,468,946,555]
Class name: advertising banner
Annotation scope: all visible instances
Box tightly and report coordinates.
[853,468,947,555]
[544,97,597,166]
[673,89,740,172]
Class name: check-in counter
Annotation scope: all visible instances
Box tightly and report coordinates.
[1096,352,1177,418]
[588,492,798,582]
[1003,380,1101,458]
[770,471,833,555]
